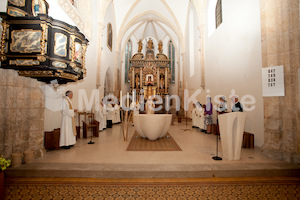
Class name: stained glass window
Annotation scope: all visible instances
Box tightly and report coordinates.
[168,40,175,84]
[125,39,132,83]
[215,0,222,28]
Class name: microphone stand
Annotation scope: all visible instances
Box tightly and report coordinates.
[212,111,222,160]
[182,110,192,131]
[88,105,96,145]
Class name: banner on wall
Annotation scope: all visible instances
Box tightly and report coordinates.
[262,65,285,97]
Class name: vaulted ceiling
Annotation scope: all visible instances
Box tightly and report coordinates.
[102,0,202,52]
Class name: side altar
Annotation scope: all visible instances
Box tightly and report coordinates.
[129,39,170,99]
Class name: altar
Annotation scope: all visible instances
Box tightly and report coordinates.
[129,39,170,99]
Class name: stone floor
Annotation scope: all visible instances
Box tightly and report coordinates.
[6,122,300,178]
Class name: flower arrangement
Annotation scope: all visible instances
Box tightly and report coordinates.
[0,155,11,171]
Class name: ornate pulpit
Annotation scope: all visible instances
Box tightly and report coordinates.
[0,0,89,84]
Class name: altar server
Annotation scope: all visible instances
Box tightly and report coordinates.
[60,91,77,149]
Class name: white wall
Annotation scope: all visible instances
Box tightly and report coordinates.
[184,2,202,113]
[44,0,99,131]
[100,2,116,95]
[203,0,264,146]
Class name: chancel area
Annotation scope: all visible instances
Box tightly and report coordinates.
[0,0,300,198]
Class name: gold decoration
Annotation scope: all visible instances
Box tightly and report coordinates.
[59,72,79,81]
[37,55,46,62]
[52,61,67,68]
[137,40,143,53]
[158,40,163,53]
[70,34,75,62]
[40,23,48,56]
[19,70,54,77]
[82,44,87,74]
[8,0,25,7]
[7,7,27,17]
[0,21,9,61]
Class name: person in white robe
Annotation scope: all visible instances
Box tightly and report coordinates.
[192,104,198,128]
[130,101,140,125]
[60,91,77,149]
[112,103,118,124]
[198,104,205,131]
[106,102,114,128]
[146,97,154,114]
[94,100,105,131]
[102,100,107,130]
[114,103,121,123]
[196,105,202,129]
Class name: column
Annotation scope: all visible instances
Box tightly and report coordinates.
[132,67,135,89]
[157,68,160,93]
[165,67,168,94]
[140,67,143,92]
[260,0,300,163]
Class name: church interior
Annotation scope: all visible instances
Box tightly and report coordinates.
[0,0,299,198]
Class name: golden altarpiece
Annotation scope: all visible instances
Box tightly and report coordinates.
[129,38,170,100]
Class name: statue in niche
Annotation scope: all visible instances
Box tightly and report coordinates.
[160,77,164,89]
[135,75,140,89]
[158,40,163,53]
[146,75,154,86]
[147,38,153,50]
[138,40,143,53]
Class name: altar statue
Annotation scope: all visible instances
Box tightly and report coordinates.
[135,76,140,88]
[138,40,143,53]
[147,38,153,49]
[158,40,163,53]
[160,77,164,89]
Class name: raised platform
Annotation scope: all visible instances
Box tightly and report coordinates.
[6,162,300,178]
[6,123,300,179]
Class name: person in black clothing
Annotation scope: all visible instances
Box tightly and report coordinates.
[231,96,243,112]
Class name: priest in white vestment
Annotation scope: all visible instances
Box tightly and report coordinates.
[60,91,77,148]
[98,101,107,131]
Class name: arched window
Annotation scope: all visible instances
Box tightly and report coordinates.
[215,0,222,28]
[125,39,132,83]
[168,40,175,84]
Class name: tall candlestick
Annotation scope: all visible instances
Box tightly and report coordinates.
[133,90,135,104]
[120,91,122,107]
[127,92,129,107]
